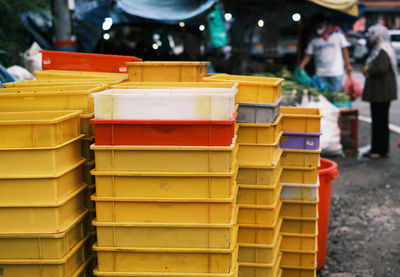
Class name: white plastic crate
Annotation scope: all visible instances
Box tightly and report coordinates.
[280,179,319,201]
[91,87,237,120]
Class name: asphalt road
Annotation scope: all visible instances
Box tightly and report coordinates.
[317,64,400,276]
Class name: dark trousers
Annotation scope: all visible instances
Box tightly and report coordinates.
[370,101,391,155]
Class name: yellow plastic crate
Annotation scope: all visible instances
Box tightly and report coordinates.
[203,74,283,104]
[0,185,86,233]
[0,159,84,205]
[237,164,282,186]
[237,218,282,245]
[237,114,282,145]
[83,160,95,186]
[35,70,127,80]
[126,61,209,82]
[280,149,320,168]
[82,136,94,160]
[237,134,282,166]
[3,80,117,88]
[0,90,94,114]
[280,199,319,218]
[91,142,237,173]
[237,182,282,206]
[280,240,317,268]
[84,184,96,209]
[238,225,282,264]
[0,210,87,259]
[93,266,238,277]
[281,223,318,252]
[280,166,318,185]
[93,218,238,249]
[80,113,95,137]
[280,107,322,133]
[92,163,237,199]
[0,135,84,178]
[238,253,282,277]
[0,110,81,148]
[111,81,236,89]
[280,216,318,235]
[238,235,281,264]
[0,84,107,94]
[73,258,91,277]
[0,235,88,277]
[281,266,316,277]
[94,243,237,274]
[93,194,236,224]
[237,200,282,225]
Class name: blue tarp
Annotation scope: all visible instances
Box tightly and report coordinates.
[114,0,216,24]
[20,0,217,52]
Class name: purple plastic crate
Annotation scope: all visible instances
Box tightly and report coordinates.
[280,132,321,150]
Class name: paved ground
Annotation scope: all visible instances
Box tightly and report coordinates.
[317,65,400,277]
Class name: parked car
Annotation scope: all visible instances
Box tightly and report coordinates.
[388,30,400,65]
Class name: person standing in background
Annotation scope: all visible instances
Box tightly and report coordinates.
[362,24,397,159]
[299,13,352,91]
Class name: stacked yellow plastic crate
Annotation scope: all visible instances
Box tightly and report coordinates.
[90,62,239,277]
[204,74,284,277]
[0,110,90,277]
[0,72,125,276]
[279,107,323,277]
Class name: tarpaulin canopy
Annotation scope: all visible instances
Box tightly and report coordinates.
[308,0,360,17]
[115,0,217,24]
[21,0,218,52]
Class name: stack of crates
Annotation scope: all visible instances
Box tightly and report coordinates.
[90,61,239,277]
[0,70,127,276]
[0,110,90,277]
[204,74,284,277]
[279,106,323,277]
[32,69,129,274]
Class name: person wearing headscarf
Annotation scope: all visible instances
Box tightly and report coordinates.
[362,24,398,158]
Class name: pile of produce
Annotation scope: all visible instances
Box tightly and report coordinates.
[255,70,351,106]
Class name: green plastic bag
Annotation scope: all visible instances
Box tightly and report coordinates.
[294,66,311,86]
[208,5,228,48]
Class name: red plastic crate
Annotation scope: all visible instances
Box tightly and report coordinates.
[91,114,237,146]
[41,50,142,73]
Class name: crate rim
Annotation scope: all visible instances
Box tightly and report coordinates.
[90,113,237,125]
[237,113,282,128]
[0,110,82,125]
[91,160,238,177]
[0,235,89,264]
[90,138,237,151]
[282,148,322,154]
[203,74,284,87]
[0,182,87,208]
[0,134,85,151]
[92,232,238,254]
[0,158,85,180]
[0,209,88,238]
[126,61,210,66]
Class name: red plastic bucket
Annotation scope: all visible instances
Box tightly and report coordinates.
[317,158,339,270]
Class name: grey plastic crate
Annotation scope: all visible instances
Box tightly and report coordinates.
[237,97,281,123]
